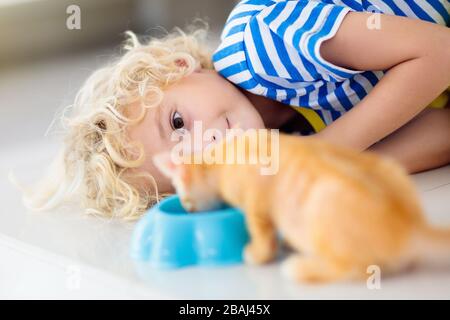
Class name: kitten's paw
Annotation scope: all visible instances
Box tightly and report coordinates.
[281,255,301,280]
[243,243,274,265]
[281,255,329,283]
[243,244,262,265]
[281,255,351,283]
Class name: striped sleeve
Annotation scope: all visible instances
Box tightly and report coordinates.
[246,0,363,83]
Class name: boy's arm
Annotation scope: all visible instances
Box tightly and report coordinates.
[317,12,450,151]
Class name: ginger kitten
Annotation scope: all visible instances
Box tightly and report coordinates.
[153,130,450,283]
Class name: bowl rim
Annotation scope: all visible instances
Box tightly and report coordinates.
[153,195,242,221]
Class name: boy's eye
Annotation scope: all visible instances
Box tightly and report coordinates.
[171,111,184,130]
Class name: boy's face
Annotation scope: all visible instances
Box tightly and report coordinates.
[127,69,264,193]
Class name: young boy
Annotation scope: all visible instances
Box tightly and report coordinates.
[212,0,450,172]
[21,1,450,219]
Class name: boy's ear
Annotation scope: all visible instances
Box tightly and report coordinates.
[175,58,201,72]
[153,152,177,178]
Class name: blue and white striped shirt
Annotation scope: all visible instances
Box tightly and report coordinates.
[212,0,450,129]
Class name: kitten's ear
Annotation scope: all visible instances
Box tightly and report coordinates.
[153,152,177,178]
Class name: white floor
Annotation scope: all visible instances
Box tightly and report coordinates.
[1,50,449,299]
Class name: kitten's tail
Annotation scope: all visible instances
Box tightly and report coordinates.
[413,223,450,268]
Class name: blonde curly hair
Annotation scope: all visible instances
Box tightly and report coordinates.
[15,26,213,220]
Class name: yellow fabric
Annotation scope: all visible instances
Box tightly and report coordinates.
[291,87,449,132]
[291,106,326,133]
[429,86,450,109]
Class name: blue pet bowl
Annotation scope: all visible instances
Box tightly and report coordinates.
[130,195,249,269]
